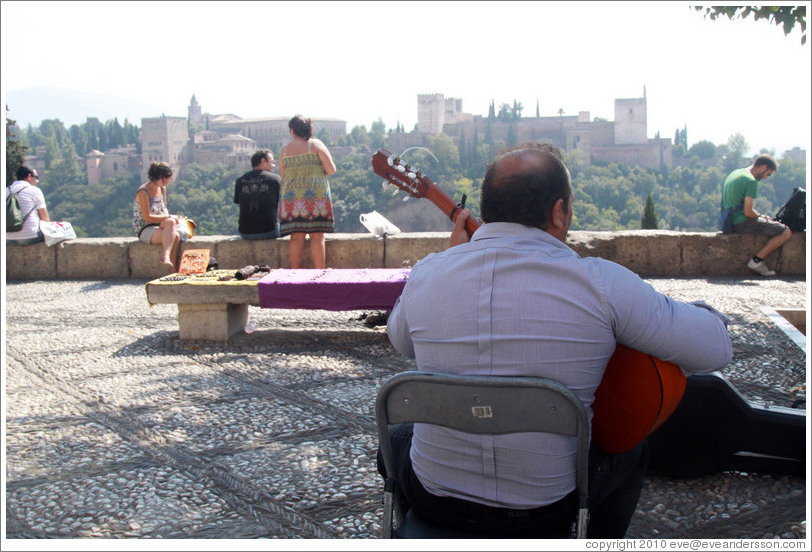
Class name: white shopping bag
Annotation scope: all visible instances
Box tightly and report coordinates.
[360,211,400,238]
[40,221,77,246]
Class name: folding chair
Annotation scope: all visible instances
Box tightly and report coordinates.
[376,371,590,539]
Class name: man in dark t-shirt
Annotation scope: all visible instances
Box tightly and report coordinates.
[234,149,281,239]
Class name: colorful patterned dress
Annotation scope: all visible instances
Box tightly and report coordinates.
[279,144,335,236]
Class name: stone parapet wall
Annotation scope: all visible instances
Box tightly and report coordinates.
[5,231,806,280]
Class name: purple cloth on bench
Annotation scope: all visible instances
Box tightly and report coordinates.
[258,268,410,311]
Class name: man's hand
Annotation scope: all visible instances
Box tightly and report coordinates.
[449,208,472,248]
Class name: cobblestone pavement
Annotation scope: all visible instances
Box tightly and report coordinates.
[3,276,808,544]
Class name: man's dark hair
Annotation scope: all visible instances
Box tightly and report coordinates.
[753,153,779,171]
[480,142,571,230]
[251,149,272,168]
[15,165,35,181]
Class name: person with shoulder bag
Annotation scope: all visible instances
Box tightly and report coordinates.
[720,154,792,277]
[6,165,50,245]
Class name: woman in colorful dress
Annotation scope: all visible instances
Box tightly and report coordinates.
[132,162,182,272]
[278,115,337,269]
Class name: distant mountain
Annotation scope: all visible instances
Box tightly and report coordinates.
[5,86,169,128]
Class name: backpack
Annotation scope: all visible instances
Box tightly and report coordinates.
[6,184,35,232]
[774,187,806,233]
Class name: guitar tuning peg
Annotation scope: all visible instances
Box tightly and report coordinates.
[407,172,417,180]
[381,180,390,191]
[391,187,400,196]
[387,156,396,167]
[396,164,406,173]
[402,196,410,202]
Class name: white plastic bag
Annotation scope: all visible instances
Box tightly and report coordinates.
[176,217,196,242]
[360,211,400,237]
[40,221,77,246]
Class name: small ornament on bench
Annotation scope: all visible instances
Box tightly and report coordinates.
[178,249,211,274]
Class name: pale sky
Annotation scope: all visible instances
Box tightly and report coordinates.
[2,1,810,156]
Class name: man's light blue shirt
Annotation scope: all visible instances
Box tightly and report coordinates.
[387,222,732,509]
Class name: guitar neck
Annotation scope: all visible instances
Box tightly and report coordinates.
[424,185,481,237]
[372,149,481,237]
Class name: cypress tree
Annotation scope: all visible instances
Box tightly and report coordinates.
[641,192,659,229]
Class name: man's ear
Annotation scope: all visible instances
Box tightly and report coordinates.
[550,197,567,229]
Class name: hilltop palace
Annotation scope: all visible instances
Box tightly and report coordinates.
[23,92,676,185]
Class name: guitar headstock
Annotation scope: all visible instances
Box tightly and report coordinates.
[371,149,432,199]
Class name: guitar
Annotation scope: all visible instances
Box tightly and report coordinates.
[371,149,688,454]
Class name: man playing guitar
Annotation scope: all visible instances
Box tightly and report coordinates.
[380,143,732,538]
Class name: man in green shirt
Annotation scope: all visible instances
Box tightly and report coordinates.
[721,154,792,276]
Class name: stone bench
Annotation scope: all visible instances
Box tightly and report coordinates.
[146,272,262,341]
[145,268,410,341]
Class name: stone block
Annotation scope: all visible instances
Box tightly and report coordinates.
[777,233,806,275]
[567,231,684,276]
[320,233,382,269]
[245,238,284,269]
[181,236,283,273]
[567,231,619,261]
[384,232,450,268]
[129,242,175,280]
[57,238,131,278]
[681,233,747,276]
[177,303,248,341]
[146,280,260,306]
[616,231,683,276]
[5,241,57,279]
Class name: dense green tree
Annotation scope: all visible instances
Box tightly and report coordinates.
[506,123,517,147]
[69,124,90,156]
[719,133,749,173]
[369,119,386,150]
[688,140,717,160]
[641,192,659,229]
[496,103,512,122]
[6,117,28,186]
[317,126,332,146]
[512,100,523,120]
[424,133,460,183]
[348,125,369,146]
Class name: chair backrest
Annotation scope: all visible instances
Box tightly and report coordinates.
[376,371,590,538]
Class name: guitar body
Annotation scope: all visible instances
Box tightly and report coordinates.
[592,345,687,454]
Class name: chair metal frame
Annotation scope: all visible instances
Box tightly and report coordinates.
[376,371,590,539]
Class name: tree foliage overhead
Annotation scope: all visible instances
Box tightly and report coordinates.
[695,5,807,44]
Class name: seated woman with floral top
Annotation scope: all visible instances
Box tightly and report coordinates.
[132,162,183,272]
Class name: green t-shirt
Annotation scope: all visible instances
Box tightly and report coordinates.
[722,168,758,226]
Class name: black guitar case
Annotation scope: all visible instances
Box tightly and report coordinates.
[646,373,806,477]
